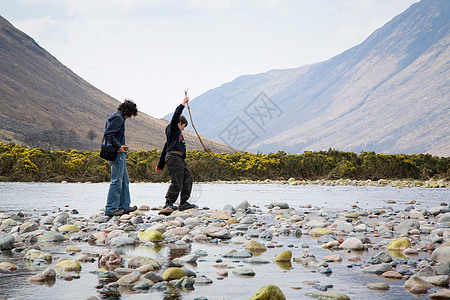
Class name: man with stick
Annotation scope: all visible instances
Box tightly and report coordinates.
[156,92,197,212]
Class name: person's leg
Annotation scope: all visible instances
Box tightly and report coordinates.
[105,153,125,214]
[180,160,193,205]
[165,153,184,207]
[118,155,131,211]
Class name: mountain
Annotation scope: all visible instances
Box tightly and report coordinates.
[0,16,236,153]
[170,0,449,156]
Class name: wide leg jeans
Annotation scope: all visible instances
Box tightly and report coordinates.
[105,152,131,214]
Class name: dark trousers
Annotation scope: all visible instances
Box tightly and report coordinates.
[165,152,193,205]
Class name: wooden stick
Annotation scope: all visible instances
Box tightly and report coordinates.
[184,89,212,154]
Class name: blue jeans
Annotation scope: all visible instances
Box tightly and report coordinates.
[105,152,131,214]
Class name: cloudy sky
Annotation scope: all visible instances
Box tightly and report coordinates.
[1,0,419,118]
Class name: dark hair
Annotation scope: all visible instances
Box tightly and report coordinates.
[118,99,138,117]
[179,115,188,126]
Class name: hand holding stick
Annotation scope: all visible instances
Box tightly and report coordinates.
[184,89,211,154]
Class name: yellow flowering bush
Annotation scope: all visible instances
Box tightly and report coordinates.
[0,143,448,182]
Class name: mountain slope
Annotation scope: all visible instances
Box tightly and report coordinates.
[0,16,236,153]
[175,0,449,156]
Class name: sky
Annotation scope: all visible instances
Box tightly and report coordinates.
[1,0,419,118]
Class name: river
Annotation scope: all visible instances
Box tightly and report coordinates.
[0,182,448,299]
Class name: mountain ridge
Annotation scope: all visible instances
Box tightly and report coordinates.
[0,15,236,153]
[172,0,449,156]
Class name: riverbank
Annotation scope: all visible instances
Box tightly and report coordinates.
[0,184,449,299]
[204,178,450,189]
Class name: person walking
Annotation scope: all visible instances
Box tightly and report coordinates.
[156,94,197,212]
[104,99,138,217]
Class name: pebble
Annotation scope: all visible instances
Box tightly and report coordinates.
[0,184,449,299]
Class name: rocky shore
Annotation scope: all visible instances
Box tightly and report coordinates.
[208,178,450,189]
[0,192,449,299]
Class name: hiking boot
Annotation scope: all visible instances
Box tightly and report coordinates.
[163,203,178,210]
[123,205,137,214]
[106,209,124,217]
[178,202,197,211]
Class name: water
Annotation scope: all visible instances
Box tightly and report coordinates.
[0,182,449,299]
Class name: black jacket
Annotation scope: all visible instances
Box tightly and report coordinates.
[104,111,126,150]
[157,104,186,169]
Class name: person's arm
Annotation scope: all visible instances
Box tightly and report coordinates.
[104,115,124,150]
[156,142,168,171]
[169,96,189,129]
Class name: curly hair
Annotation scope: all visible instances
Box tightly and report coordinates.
[118,99,138,117]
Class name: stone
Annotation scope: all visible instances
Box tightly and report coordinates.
[223,250,253,259]
[37,231,67,242]
[309,228,333,236]
[403,248,419,256]
[117,271,141,286]
[232,267,255,277]
[194,275,213,285]
[0,262,17,272]
[128,256,160,270]
[0,218,17,229]
[98,249,122,267]
[366,282,390,290]
[65,246,81,253]
[344,212,359,219]
[173,253,199,264]
[42,268,56,278]
[274,250,292,262]
[340,237,364,250]
[362,263,394,275]
[204,227,231,239]
[24,249,52,263]
[30,274,46,282]
[323,255,342,262]
[431,246,450,264]
[268,202,289,209]
[0,234,15,250]
[381,271,403,280]
[210,211,232,220]
[248,285,286,300]
[161,267,185,280]
[136,264,155,274]
[368,252,392,264]
[58,224,80,233]
[419,275,449,287]
[386,237,411,251]
[231,236,248,244]
[175,276,195,289]
[438,213,450,223]
[395,220,420,236]
[138,230,162,242]
[55,260,82,271]
[304,291,350,299]
[184,217,200,227]
[245,240,267,253]
[321,241,340,249]
[403,276,433,293]
[428,289,450,299]
[243,258,271,264]
[235,200,250,211]
[240,216,258,224]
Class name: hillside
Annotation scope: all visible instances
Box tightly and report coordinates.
[0,15,236,153]
[172,0,449,156]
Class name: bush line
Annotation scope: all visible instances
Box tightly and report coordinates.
[0,143,448,183]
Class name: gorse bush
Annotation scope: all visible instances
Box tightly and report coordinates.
[0,143,448,182]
